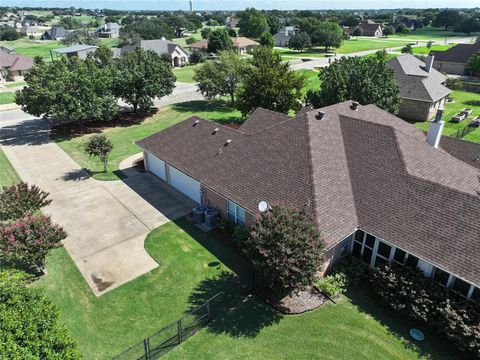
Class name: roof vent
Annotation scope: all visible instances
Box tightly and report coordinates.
[224,139,232,146]
[193,120,199,127]
[315,111,325,120]
[212,128,219,135]
[351,101,359,111]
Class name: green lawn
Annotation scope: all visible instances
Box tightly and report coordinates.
[412,90,480,142]
[173,65,199,83]
[0,92,15,105]
[277,38,409,58]
[0,38,61,61]
[296,69,321,95]
[36,219,250,359]
[411,44,454,54]
[389,26,479,41]
[53,100,242,180]
[0,147,20,188]
[172,33,202,48]
[166,286,462,360]
[4,81,27,88]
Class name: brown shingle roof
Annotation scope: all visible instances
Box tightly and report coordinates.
[0,53,33,71]
[137,101,480,286]
[188,37,258,50]
[432,42,480,64]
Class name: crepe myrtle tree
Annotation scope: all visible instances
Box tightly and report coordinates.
[243,205,323,293]
[84,134,113,173]
[0,182,51,221]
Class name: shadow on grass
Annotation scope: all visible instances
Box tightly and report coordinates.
[346,286,469,360]
[464,100,480,108]
[173,218,284,338]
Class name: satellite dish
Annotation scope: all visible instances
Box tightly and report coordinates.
[258,201,269,213]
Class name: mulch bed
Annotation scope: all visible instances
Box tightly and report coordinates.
[254,284,329,314]
[49,108,158,139]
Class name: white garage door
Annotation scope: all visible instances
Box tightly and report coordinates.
[168,165,201,203]
[145,152,167,181]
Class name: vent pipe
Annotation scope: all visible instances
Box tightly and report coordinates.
[351,101,359,111]
[224,139,232,146]
[315,111,325,120]
[212,128,219,135]
[193,120,199,126]
[425,55,434,73]
[426,109,444,149]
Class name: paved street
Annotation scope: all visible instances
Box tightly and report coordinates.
[0,109,196,296]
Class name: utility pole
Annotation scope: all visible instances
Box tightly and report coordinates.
[189,0,193,12]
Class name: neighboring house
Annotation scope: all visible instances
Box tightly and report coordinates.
[225,16,239,28]
[432,42,480,75]
[0,52,34,82]
[41,26,67,40]
[188,37,258,55]
[17,26,41,36]
[0,45,14,54]
[51,45,99,60]
[96,22,121,38]
[137,101,480,302]
[392,15,422,31]
[388,54,451,121]
[273,26,296,47]
[349,21,383,37]
[115,39,189,67]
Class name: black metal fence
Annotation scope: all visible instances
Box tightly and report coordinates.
[113,293,222,360]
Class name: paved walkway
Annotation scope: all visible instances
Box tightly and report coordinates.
[0,109,196,296]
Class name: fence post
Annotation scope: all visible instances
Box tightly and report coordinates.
[144,338,150,360]
[177,319,183,344]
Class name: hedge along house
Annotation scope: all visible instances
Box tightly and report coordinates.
[137,101,480,301]
[388,54,451,122]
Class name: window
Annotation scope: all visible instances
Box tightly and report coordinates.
[405,254,419,268]
[393,248,406,265]
[365,234,375,248]
[362,247,373,265]
[471,287,480,302]
[352,241,362,258]
[355,230,365,242]
[451,277,471,297]
[340,239,350,257]
[433,268,450,287]
[227,200,246,227]
[377,242,391,259]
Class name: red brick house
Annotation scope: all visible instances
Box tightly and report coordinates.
[137,101,480,301]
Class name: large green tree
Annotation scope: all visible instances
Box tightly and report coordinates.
[120,18,175,41]
[16,56,118,125]
[259,31,274,48]
[236,47,305,115]
[207,28,233,53]
[238,8,269,38]
[454,17,480,35]
[306,54,400,114]
[288,32,312,52]
[114,49,176,113]
[432,10,464,30]
[244,206,323,293]
[466,51,480,76]
[312,22,344,51]
[194,50,247,105]
[0,270,78,358]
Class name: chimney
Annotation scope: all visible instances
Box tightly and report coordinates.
[425,55,434,73]
[351,101,359,111]
[426,110,444,149]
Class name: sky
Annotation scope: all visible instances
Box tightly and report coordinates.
[3,0,479,11]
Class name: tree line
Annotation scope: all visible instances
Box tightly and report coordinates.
[16,47,176,127]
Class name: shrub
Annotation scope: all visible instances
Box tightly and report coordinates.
[243,205,323,293]
[401,44,413,54]
[333,256,369,286]
[190,49,205,64]
[0,182,51,221]
[0,269,78,358]
[185,36,197,45]
[370,265,480,356]
[0,214,66,274]
[219,218,236,236]
[316,273,347,297]
[445,77,462,90]
[233,226,249,245]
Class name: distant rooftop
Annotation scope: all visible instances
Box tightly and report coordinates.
[52,45,99,54]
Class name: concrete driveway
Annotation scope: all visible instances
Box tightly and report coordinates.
[0,109,196,296]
